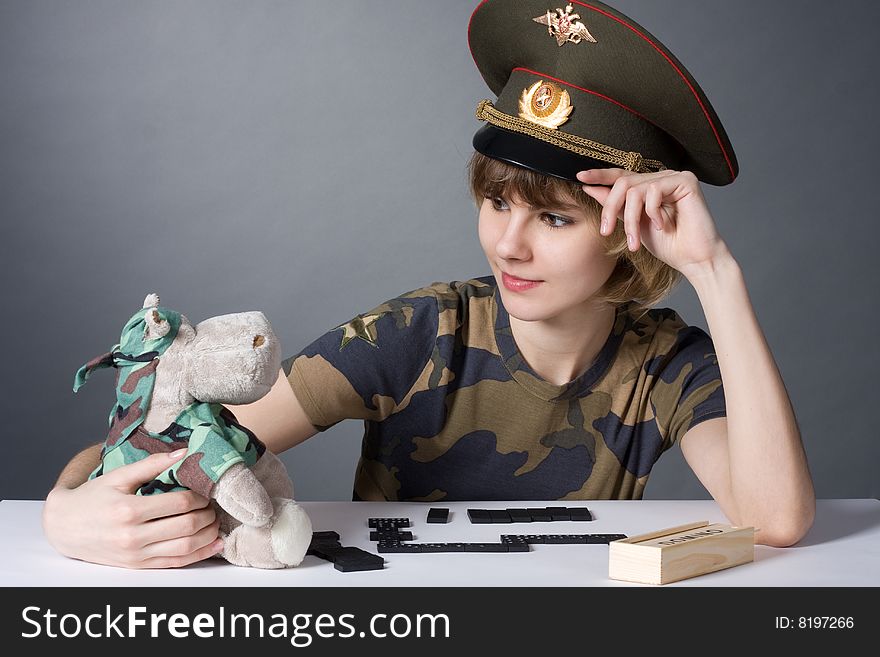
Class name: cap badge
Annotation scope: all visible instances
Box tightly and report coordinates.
[533,4,597,46]
[519,81,573,129]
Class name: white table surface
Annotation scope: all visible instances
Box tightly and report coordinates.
[2,498,878,587]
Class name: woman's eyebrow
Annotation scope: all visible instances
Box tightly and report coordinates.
[530,201,580,212]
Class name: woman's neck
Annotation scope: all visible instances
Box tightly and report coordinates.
[508,302,616,386]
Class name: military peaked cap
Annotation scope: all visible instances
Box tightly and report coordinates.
[469,0,738,185]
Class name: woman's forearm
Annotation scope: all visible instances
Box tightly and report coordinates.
[685,250,815,544]
[52,444,102,490]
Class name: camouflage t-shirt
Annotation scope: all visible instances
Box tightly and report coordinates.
[283,276,725,502]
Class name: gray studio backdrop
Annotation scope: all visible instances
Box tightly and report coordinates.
[1,0,877,502]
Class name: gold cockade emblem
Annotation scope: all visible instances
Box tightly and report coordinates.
[519,81,573,129]
[533,4,597,46]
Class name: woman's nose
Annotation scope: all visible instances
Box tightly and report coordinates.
[495,216,531,261]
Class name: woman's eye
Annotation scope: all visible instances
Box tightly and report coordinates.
[490,196,508,211]
[542,213,571,229]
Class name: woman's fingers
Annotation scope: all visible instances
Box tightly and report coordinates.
[98,450,213,524]
[111,514,222,569]
[136,489,213,523]
[579,169,679,245]
[591,174,643,239]
[580,169,640,236]
[137,503,218,547]
[137,537,225,570]
[580,183,611,208]
[100,448,187,494]
[594,178,625,236]
[577,167,677,186]
[645,181,667,231]
[623,185,647,251]
[139,517,223,563]
[576,167,629,185]
[138,544,224,569]
[42,449,226,569]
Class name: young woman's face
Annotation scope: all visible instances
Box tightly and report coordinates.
[478,194,617,323]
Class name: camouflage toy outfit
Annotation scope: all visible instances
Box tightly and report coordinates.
[74,304,265,498]
[283,276,725,502]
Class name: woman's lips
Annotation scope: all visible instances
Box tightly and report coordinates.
[502,271,543,292]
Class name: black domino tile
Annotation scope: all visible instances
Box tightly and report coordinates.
[505,542,530,552]
[306,544,338,557]
[546,507,571,521]
[330,546,372,560]
[528,509,552,522]
[335,560,383,572]
[443,543,467,552]
[369,530,414,542]
[465,543,509,552]
[373,533,626,554]
[467,508,492,524]
[499,536,531,552]
[307,529,345,561]
[489,509,512,523]
[332,547,384,572]
[568,508,593,521]
[598,534,627,542]
[307,541,341,555]
[544,534,570,544]
[502,533,627,545]
[463,506,596,523]
[368,517,410,529]
[310,530,341,543]
[418,543,454,553]
[380,541,515,553]
[309,543,345,561]
[377,542,422,554]
[507,508,533,523]
[500,535,528,544]
[426,507,450,524]
[561,534,588,544]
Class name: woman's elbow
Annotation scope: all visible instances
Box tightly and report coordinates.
[754,500,816,547]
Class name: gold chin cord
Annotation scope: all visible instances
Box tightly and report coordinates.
[476,99,667,174]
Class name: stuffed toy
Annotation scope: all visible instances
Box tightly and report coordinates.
[73,293,312,569]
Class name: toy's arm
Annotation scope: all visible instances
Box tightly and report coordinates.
[210,463,273,527]
[170,418,275,528]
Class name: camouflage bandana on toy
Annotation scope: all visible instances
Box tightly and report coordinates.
[73,305,182,454]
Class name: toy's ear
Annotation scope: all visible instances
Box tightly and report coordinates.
[143,293,160,309]
[144,308,171,341]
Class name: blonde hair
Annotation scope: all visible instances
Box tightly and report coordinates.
[467,152,680,309]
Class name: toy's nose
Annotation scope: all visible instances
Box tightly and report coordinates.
[253,334,265,348]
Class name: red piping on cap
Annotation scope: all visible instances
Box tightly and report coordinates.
[467,0,736,182]
[467,0,492,43]
[512,66,660,127]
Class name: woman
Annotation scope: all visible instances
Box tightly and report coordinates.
[42,0,814,568]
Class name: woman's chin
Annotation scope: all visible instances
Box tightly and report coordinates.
[500,296,557,323]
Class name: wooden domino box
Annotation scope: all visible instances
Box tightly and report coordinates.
[608,521,755,585]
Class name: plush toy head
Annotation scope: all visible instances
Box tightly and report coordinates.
[75,293,281,435]
[74,293,312,569]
